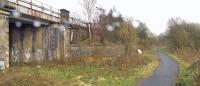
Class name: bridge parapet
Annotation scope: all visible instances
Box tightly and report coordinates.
[69,17,87,27]
[8,0,60,22]
[7,0,87,27]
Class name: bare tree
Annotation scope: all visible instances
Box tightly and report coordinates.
[81,0,97,44]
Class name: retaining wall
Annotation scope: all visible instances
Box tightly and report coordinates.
[65,45,125,57]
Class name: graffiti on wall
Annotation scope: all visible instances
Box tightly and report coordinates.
[0,61,5,70]
[24,48,31,62]
[12,48,20,63]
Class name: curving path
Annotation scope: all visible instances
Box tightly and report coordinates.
[136,49,179,86]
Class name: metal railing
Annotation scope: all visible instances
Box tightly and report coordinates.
[6,0,87,27]
[8,0,60,22]
[69,17,87,27]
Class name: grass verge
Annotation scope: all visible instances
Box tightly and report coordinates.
[0,51,159,86]
[168,53,199,86]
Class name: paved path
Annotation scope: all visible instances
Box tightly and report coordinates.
[136,49,179,86]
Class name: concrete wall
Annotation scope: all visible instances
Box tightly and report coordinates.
[0,9,9,68]
[9,24,70,65]
[0,9,124,68]
[65,46,125,57]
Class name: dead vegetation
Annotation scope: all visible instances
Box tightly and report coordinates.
[0,50,158,86]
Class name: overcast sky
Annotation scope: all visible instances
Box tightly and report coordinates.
[41,0,200,35]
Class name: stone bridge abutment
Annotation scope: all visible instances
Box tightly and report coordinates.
[0,8,70,68]
[0,9,9,68]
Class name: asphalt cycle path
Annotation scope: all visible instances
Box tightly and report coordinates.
[136,49,179,86]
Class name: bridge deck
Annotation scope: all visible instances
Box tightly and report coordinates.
[8,0,60,23]
[3,0,87,27]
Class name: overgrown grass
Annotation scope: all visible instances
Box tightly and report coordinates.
[168,52,200,86]
[0,51,159,86]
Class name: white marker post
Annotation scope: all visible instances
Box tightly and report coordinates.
[0,61,5,70]
[137,49,143,54]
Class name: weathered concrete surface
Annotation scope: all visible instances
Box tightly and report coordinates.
[1,5,123,66]
[65,46,125,57]
[136,49,179,86]
[70,28,89,44]
[9,23,69,64]
[0,9,9,68]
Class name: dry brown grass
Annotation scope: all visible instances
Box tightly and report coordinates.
[175,49,200,64]
[62,52,146,69]
[172,49,200,86]
[0,72,69,86]
[0,50,155,86]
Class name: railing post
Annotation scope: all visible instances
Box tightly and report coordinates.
[41,3,44,13]
[30,0,33,15]
[16,0,18,4]
[41,3,44,19]
[58,10,60,18]
[16,0,19,11]
[50,7,52,21]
